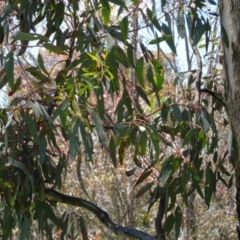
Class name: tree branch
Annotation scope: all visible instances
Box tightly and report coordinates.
[154,192,166,240]
[44,188,157,240]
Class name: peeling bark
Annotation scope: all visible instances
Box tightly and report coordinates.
[219,1,240,238]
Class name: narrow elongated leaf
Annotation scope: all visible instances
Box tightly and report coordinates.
[20,215,30,240]
[52,100,69,121]
[149,35,170,44]
[91,111,107,142]
[24,112,40,144]
[127,45,135,67]
[120,16,128,43]
[42,43,68,55]
[0,71,7,89]
[161,23,176,53]
[136,57,144,86]
[160,155,174,185]
[135,182,154,198]
[175,206,182,239]
[147,8,162,32]
[39,137,47,164]
[182,128,199,146]
[42,202,61,227]
[172,104,182,122]
[4,52,14,88]
[37,53,48,75]
[13,32,48,41]
[134,170,152,188]
[79,121,94,162]
[205,162,214,207]
[136,85,150,106]
[193,17,207,46]
[109,137,117,167]
[8,76,21,96]
[221,24,229,48]
[164,213,174,234]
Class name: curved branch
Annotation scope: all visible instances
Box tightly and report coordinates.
[44,188,157,240]
[154,192,166,240]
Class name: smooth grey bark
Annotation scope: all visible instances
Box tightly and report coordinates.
[219,1,240,238]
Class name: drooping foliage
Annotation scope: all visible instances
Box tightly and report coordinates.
[0,0,235,239]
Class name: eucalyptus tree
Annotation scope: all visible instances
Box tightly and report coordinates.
[0,0,236,239]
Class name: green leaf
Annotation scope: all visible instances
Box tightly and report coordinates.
[120,16,128,43]
[113,45,129,67]
[147,65,156,89]
[208,0,216,6]
[9,76,21,95]
[146,8,162,32]
[205,162,214,207]
[136,57,144,86]
[118,140,126,165]
[13,32,48,41]
[135,182,154,198]
[175,206,182,239]
[221,24,229,48]
[139,130,148,155]
[4,52,14,88]
[24,112,40,144]
[106,32,114,50]
[172,104,182,122]
[152,59,164,89]
[134,170,152,188]
[149,35,171,44]
[106,48,117,76]
[135,85,150,106]
[42,43,68,55]
[161,23,176,53]
[20,215,30,240]
[26,66,47,82]
[193,17,207,46]
[201,106,216,132]
[108,0,126,8]
[37,53,48,75]
[160,155,174,185]
[39,137,47,164]
[109,137,117,168]
[91,110,107,142]
[3,211,14,240]
[102,6,111,25]
[42,202,61,227]
[161,0,166,8]
[182,128,199,146]
[161,102,169,123]
[0,71,7,89]
[69,117,79,161]
[127,45,135,67]
[79,121,94,162]
[52,100,69,121]
[164,213,174,234]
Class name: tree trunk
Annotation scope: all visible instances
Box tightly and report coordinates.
[219,1,240,238]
